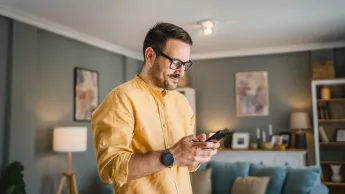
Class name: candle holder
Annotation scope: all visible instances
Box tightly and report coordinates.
[257,138,261,149]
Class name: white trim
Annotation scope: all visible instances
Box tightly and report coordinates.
[2,5,345,61]
[311,81,320,167]
[0,5,143,61]
[311,78,345,167]
[191,41,345,60]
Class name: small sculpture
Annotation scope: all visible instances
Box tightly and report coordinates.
[330,164,342,182]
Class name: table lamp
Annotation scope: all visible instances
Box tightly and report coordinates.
[290,112,310,149]
[53,126,87,194]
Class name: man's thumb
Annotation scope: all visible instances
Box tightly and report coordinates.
[185,134,199,142]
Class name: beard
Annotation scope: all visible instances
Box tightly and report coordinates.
[150,60,180,90]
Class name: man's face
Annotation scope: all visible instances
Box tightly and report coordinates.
[150,39,191,90]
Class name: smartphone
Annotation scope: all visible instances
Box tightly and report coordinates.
[206,129,231,142]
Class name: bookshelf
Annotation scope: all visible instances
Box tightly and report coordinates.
[311,78,345,191]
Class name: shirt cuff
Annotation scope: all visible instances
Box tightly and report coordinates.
[112,151,133,187]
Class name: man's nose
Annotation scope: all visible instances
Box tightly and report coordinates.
[175,66,185,77]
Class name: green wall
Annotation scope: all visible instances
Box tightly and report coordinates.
[0,16,141,194]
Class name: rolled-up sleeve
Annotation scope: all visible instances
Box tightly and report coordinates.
[91,89,134,187]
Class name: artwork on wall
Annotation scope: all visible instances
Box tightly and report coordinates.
[235,71,269,117]
[74,67,99,121]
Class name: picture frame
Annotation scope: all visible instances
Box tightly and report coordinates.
[235,71,269,117]
[336,129,345,142]
[232,132,250,149]
[279,132,292,148]
[271,135,283,147]
[74,67,99,121]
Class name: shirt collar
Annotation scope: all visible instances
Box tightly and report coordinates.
[134,75,168,97]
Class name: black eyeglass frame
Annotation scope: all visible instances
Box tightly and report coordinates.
[152,48,193,71]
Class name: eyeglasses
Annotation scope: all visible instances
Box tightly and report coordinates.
[153,48,193,71]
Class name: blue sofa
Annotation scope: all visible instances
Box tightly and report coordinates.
[193,161,329,194]
[99,161,329,194]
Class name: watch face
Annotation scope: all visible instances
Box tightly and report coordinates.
[162,151,174,167]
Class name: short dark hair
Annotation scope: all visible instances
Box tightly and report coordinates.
[142,22,193,60]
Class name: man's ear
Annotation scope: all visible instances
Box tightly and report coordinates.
[144,47,156,66]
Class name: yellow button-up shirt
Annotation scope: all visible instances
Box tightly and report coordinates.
[91,75,196,194]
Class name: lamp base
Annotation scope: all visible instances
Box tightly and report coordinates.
[56,172,78,194]
[56,152,78,194]
[294,132,306,149]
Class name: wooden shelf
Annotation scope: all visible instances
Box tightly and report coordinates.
[317,98,345,102]
[323,182,345,187]
[321,161,345,165]
[319,119,345,123]
[320,142,345,148]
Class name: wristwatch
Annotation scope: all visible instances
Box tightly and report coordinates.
[160,149,174,168]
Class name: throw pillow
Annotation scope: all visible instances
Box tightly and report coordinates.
[190,168,212,194]
[231,176,270,194]
[283,166,321,194]
[210,161,251,194]
[249,163,287,194]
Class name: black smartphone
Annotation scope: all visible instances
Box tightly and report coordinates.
[206,129,231,142]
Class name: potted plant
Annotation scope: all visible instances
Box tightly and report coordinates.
[0,161,26,194]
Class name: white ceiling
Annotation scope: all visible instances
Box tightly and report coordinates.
[1,0,345,60]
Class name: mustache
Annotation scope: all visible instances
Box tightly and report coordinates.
[169,74,181,78]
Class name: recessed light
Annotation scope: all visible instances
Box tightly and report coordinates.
[204,27,212,35]
[198,19,215,35]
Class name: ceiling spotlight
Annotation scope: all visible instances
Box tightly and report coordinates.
[198,19,215,35]
[204,27,212,35]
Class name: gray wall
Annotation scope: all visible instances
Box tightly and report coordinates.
[193,52,312,135]
[192,52,316,164]
[0,16,141,194]
[0,16,11,170]
[191,50,345,165]
[9,19,40,193]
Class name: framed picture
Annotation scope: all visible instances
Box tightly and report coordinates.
[74,67,99,121]
[336,129,345,142]
[279,132,292,148]
[271,135,283,147]
[232,132,250,149]
[235,71,269,117]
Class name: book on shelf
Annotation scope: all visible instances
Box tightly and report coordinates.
[317,101,332,120]
[318,126,329,142]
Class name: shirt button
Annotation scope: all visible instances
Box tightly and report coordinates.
[100,138,108,148]
[163,124,167,128]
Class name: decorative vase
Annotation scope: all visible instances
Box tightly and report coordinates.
[330,164,342,182]
[321,86,331,100]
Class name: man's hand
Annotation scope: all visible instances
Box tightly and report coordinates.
[169,134,220,167]
[196,133,207,142]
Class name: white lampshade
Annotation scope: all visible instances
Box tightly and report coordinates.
[53,126,87,152]
[290,112,311,130]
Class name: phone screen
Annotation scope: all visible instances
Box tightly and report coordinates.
[206,129,230,142]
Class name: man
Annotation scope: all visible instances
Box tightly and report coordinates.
[91,22,220,194]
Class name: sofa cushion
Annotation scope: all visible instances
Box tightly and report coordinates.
[210,161,251,194]
[283,165,321,194]
[249,164,287,194]
[231,176,270,194]
[190,168,212,194]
